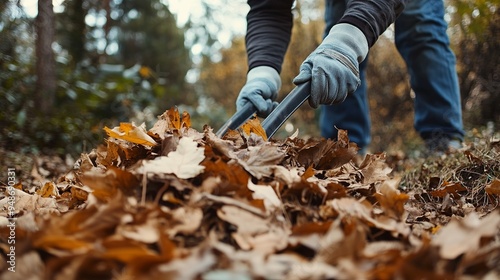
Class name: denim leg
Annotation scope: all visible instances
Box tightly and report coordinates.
[320,0,371,149]
[395,0,464,141]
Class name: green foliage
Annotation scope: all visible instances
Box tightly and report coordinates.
[449,0,500,127]
[0,0,194,156]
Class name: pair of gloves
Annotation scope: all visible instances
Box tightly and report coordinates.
[236,23,369,117]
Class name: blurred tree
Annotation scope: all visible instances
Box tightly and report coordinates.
[57,0,87,66]
[35,0,57,115]
[198,38,247,113]
[114,0,191,107]
[449,0,500,127]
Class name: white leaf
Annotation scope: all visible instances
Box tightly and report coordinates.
[247,180,282,212]
[139,137,205,179]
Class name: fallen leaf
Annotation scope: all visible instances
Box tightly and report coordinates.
[432,211,500,259]
[101,239,162,263]
[36,181,59,198]
[80,167,139,201]
[138,137,205,179]
[119,219,160,244]
[247,180,282,212]
[429,181,467,198]
[375,178,409,220]
[167,107,181,129]
[104,122,157,146]
[166,207,203,237]
[485,179,500,195]
[181,110,191,128]
[236,143,285,179]
[0,188,60,215]
[241,117,267,140]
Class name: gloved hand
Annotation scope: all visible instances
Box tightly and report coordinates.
[236,66,281,118]
[293,23,369,108]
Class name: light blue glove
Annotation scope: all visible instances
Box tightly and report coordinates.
[293,23,369,108]
[236,66,281,118]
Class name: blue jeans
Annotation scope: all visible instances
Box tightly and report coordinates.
[320,0,464,150]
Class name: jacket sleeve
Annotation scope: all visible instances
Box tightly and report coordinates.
[245,0,406,72]
[337,0,405,47]
[245,0,295,73]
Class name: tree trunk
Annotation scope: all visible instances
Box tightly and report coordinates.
[35,0,56,114]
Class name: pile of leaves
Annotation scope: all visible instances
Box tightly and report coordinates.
[1,108,499,279]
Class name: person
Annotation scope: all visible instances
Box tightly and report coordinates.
[319,0,464,154]
[235,0,463,154]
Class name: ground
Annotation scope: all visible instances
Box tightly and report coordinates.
[1,108,499,279]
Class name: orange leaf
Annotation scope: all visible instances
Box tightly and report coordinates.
[168,107,181,129]
[34,235,92,251]
[485,179,500,195]
[104,122,157,146]
[429,181,467,198]
[101,240,160,263]
[241,118,267,140]
[37,181,58,198]
[182,110,191,128]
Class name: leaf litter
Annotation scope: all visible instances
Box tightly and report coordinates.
[1,108,499,279]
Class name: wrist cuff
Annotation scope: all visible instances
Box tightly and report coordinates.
[247,66,282,91]
[325,23,369,63]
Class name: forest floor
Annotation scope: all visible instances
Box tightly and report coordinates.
[1,108,499,279]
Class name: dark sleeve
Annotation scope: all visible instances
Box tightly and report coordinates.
[246,0,295,73]
[338,0,406,47]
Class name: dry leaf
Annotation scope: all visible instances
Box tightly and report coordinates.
[138,137,205,179]
[119,220,160,244]
[181,110,191,128]
[485,179,500,195]
[241,117,267,140]
[36,181,59,198]
[167,107,181,129]
[104,122,157,146]
[166,207,203,237]
[0,188,60,215]
[80,167,139,201]
[247,180,282,212]
[236,143,285,179]
[429,181,467,198]
[375,178,409,220]
[432,211,500,259]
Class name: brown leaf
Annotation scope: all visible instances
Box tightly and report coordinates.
[485,179,500,195]
[167,107,181,129]
[33,235,93,255]
[217,205,288,254]
[100,240,162,264]
[429,181,467,198]
[375,178,409,220]
[80,167,139,201]
[316,217,366,265]
[432,211,500,259]
[181,110,191,128]
[359,153,392,184]
[235,142,285,179]
[241,117,267,140]
[37,181,59,198]
[329,198,410,237]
